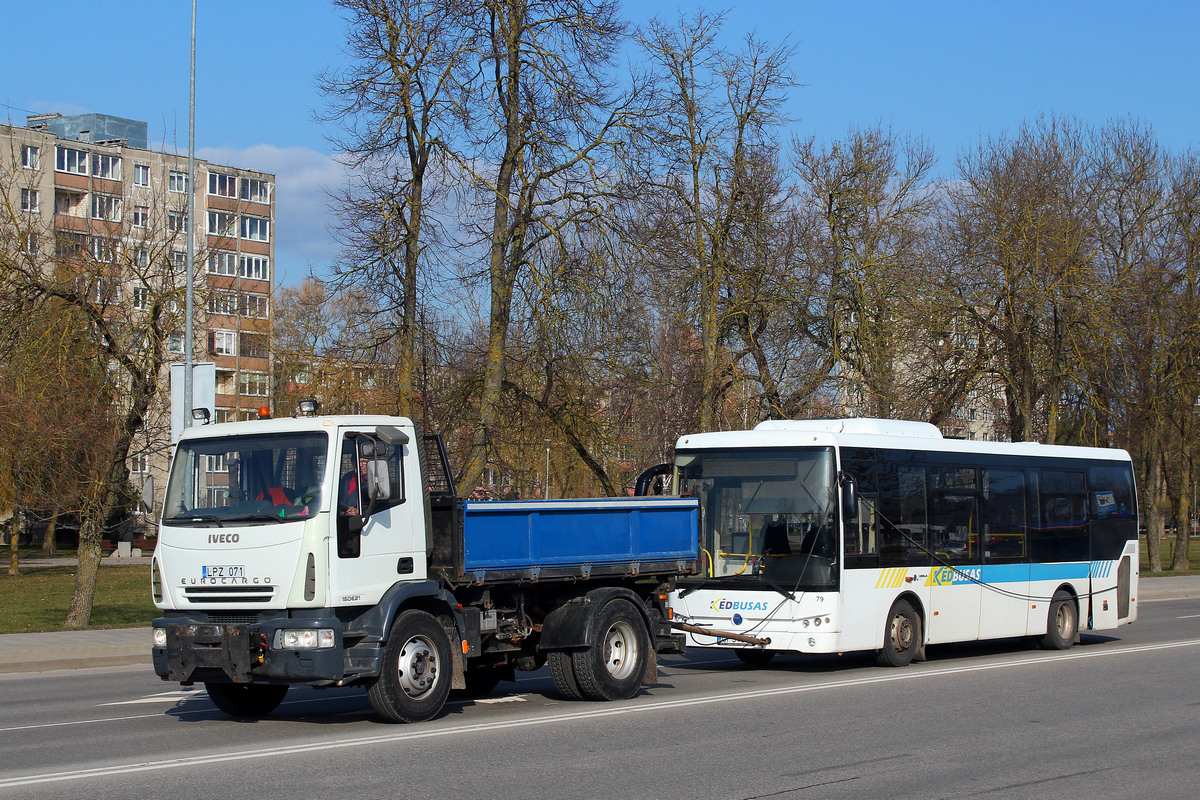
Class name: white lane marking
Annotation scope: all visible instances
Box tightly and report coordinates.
[1,637,1198,790]
[97,689,206,707]
[1177,614,1200,619]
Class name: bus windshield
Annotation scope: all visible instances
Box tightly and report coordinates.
[163,432,329,525]
[676,447,838,589]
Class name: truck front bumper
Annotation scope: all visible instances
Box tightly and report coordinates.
[151,616,347,685]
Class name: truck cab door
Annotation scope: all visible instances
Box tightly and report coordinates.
[329,431,424,606]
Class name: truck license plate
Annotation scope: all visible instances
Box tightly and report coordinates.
[202,565,246,578]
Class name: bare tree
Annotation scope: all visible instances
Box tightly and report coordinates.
[319,0,468,418]
[632,10,797,430]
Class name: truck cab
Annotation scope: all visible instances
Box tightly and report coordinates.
[151,410,698,722]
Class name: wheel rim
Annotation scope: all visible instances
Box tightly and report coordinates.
[397,634,439,699]
[890,612,914,652]
[602,620,639,680]
[1055,603,1074,639]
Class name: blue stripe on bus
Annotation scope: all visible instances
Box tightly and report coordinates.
[947,563,1093,585]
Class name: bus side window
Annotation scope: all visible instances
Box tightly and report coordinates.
[982,468,1027,563]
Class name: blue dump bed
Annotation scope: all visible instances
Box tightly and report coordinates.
[456,497,700,584]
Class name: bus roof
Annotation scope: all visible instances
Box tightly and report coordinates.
[675,418,1131,463]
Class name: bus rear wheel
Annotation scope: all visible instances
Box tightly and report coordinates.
[874,599,919,667]
[1040,590,1077,650]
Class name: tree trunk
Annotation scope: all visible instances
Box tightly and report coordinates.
[7,506,19,577]
[65,532,103,629]
[1145,453,1163,572]
[40,510,58,557]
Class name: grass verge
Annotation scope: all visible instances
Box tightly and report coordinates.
[0,563,156,634]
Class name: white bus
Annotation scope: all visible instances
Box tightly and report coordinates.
[666,418,1138,666]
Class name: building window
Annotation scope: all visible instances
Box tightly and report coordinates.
[132,206,150,228]
[240,333,269,359]
[90,237,119,264]
[20,188,38,213]
[23,232,38,255]
[208,290,236,316]
[92,153,122,181]
[208,251,237,276]
[240,215,269,242]
[240,293,268,319]
[167,331,184,353]
[213,408,236,424]
[21,145,39,170]
[54,190,86,217]
[167,211,189,233]
[208,172,237,198]
[239,372,270,397]
[135,248,150,269]
[130,455,148,474]
[55,230,87,258]
[55,146,88,175]
[239,255,269,281]
[133,163,150,187]
[212,330,236,356]
[132,286,150,309]
[207,210,237,237]
[85,275,118,303]
[240,178,271,204]
[92,193,123,222]
[168,171,189,193]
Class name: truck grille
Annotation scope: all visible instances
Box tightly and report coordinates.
[183,585,274,604]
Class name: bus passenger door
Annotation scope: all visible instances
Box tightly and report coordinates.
[925,467,981,643]
[978,468,1029,639]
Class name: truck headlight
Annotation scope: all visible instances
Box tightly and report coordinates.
[153,628,167,647]
[276,628,335,649]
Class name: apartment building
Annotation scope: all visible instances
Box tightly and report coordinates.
[1,112,276,501]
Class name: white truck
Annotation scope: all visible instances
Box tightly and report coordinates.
[150,409,699,722]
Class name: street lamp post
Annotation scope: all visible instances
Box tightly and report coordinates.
[544,439,552,500]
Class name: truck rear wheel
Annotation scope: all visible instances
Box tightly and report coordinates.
[547,650,583,699]
[571,599,648,701]
[205,683,289,717]
[368,609,452,723]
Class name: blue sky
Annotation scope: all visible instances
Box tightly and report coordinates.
[4,1,1197,286]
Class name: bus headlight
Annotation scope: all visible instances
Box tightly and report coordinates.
[276,628,335,649]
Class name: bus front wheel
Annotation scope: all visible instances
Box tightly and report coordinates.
[875,600,920,667]
[1040,591,1077,650]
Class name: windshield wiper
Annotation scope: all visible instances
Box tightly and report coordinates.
[222,513,289,524]
[167,514,224,527]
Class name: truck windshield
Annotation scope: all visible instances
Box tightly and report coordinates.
[163,432,329,525]
[676,447,838,590]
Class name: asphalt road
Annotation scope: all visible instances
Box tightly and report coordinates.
[2,599,1199,800]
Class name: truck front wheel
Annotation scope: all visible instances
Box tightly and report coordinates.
[368,609,452,723]
[571,599,648,701]
[205,683,288,717]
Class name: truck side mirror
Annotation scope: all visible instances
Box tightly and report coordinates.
[367,460,391,501]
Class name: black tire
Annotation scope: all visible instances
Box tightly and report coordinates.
[874,599,920,667]
[571,599,649,701]
[456,666,505,697]
[547,650,584,700]
[205,683,289,717]
[734,648,776,666]
[1040,590,1077,650]
[367,609,452,723]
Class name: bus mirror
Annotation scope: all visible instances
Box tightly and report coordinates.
[140,476,155,514]
[840,475,858,521]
